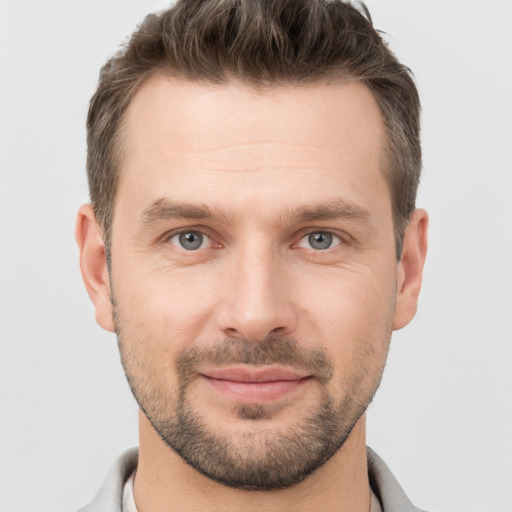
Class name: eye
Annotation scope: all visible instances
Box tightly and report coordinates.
[169,231,210,251]
[297,231,342,251]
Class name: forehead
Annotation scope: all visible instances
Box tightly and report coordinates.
[122,75,384,159]
[116,75,388,220]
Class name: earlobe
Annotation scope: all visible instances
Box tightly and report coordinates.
[75,204,115,333]
[393,209,428,331]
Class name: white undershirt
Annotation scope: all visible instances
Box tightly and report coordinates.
[122,471,137,512]
[122,471,383,512]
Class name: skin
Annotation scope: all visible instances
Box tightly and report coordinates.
[76,76,428,512]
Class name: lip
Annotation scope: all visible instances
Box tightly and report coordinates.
[200,366,312,403]
[202,366,310,382]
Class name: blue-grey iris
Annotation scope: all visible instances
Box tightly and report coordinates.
[179,232,203,250]
[308,232,333,250]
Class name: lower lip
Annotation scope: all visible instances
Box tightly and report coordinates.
[203,376,310,402]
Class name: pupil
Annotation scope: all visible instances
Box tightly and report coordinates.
[309,232,332,250]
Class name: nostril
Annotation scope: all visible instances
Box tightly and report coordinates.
[225,327,241,338]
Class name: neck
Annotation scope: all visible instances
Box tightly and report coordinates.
[134,411,371,512]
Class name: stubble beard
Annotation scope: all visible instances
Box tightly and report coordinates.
[114,314,391,490]
[158,383,347,490]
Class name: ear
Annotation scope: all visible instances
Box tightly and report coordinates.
[75,204,115,332]
[393,208,428,331]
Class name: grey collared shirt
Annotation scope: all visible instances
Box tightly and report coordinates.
[79,447,425,512]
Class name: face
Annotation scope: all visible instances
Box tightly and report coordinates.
[79,77,425,490]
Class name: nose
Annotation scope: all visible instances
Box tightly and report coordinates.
[215,243,298,342]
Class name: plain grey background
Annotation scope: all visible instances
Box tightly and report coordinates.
[1,1,511,511]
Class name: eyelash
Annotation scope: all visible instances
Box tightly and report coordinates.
[163,228,346,253]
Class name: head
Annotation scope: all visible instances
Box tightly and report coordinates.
[77,0,427,491]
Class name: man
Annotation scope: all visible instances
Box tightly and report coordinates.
[75,0,428,510]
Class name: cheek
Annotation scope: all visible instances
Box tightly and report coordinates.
[297,266,395,366]
[112,261,221,355]
[305,278,393,407]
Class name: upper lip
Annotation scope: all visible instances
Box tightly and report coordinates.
[201,366,310,383]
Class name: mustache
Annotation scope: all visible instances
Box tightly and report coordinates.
[175,336,333,383]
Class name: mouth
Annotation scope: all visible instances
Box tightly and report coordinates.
[200,366,312,403]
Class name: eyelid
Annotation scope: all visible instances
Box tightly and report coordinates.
[160,226,221,249]
[294,229,346,250]
[169,231,211,250]
[157,226,349,251]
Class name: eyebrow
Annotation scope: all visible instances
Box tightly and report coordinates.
[140,198,234,225]
[290,200,371,224]
[140,198,371,226]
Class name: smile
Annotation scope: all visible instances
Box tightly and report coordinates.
[200,367,312,403]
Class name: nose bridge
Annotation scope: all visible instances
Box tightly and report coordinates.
[216,235,296,341]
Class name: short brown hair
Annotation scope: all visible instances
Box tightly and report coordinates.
[87,0,421,259]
